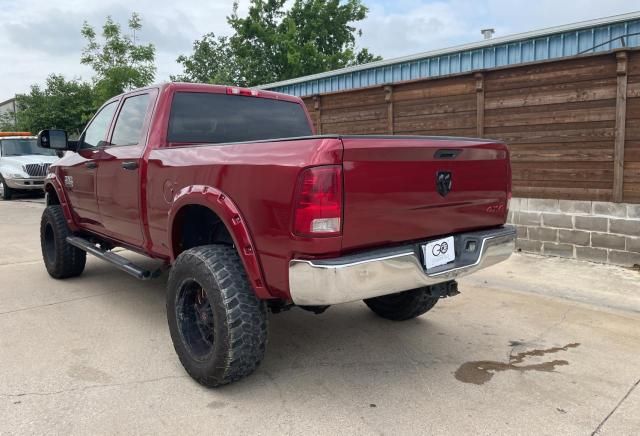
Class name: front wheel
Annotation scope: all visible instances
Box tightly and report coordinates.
[40,205,86,278]
[0,177,14,200]
[167,245,268,387]
[364,287,439,321]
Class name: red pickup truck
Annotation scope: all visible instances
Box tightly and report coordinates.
[37,82,515,387]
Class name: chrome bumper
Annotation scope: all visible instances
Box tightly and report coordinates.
[288,225,516,305]
[5,177,46,190]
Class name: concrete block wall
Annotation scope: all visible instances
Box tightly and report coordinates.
[508,198,640,267]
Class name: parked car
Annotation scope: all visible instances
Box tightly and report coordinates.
[36,83,515,387]
[0,132,59,200]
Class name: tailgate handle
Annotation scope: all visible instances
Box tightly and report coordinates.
[434,149,461,159]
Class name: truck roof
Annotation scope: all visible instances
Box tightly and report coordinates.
[117,82,304,105]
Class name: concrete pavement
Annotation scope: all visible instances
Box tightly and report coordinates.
[1,199,639,435]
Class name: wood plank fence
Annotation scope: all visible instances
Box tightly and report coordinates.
[302,49,640,203]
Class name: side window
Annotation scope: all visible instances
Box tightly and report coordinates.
[82,101,118,149]
[111,94,151,146]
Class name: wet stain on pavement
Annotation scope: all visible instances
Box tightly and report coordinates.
[455,343,580,385]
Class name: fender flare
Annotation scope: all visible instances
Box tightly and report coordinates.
[44,175,79,232]
[168,185,271,300]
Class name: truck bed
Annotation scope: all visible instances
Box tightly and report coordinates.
[145,134,510,298]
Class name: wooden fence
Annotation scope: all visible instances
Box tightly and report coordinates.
[302,49,640,203]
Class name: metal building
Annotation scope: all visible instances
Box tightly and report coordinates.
[259,12,640,96]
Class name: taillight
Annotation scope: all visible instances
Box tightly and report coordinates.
[293,165,343,237]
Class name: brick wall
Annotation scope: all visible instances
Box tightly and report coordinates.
[508,198,640,266]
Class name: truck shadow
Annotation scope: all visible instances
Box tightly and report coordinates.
[76,256,528,394]
[263,303,455,370]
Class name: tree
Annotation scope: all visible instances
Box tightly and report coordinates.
[10,75,96,136]
[171,34,242,85]
[174,0,381,86]
[81,13,156,103]
[229,0,381,85]
[0,111,17,131]
[227,0,286,86]
[278,0,381,79]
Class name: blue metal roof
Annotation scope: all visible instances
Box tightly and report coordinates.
[259,12,640,97]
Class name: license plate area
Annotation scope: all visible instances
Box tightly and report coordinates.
[422,236,455,271]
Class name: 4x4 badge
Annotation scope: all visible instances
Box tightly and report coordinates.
[436,171,452,197]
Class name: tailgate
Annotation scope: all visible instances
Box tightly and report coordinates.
[340,136,510,251]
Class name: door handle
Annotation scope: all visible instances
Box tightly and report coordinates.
[84,161,97,169]
[121,161,139,170]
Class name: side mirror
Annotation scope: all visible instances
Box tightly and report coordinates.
[37,129,70,150]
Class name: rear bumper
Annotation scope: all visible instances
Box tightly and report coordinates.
[288,225,516,305]
[5,177,46,190]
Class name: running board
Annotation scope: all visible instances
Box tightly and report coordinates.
[66,236,161,280]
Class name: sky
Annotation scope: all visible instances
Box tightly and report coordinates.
[0,0,638,102]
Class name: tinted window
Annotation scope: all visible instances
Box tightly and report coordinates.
[167,92,312,144]
[111,94,151,146]
[82,101,117,149]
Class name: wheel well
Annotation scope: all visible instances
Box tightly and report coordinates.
[45,185,60,206]
[172,205,234,258]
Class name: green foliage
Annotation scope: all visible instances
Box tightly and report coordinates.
[171,34,242,85]
[175,0,381,86]
[11,75,96,137]
[0,111,17,131]
[279,0,381,78]
[226,0,287,86]
[81,12,156,102]
[6,13,157,136]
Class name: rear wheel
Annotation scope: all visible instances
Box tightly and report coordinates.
[0,177,13,200]
[40,205,86,278]
[364,287,439,321]
[167,245,267,387]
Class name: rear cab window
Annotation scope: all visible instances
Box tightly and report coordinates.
[167,92,312,145]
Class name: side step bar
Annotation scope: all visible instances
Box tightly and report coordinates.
[66,236,161,280]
